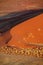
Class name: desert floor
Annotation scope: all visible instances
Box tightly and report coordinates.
[0,0,43,16]
[0,53,43,65]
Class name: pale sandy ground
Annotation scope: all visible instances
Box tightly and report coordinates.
[0,53,43,65]
[0,0,43,16]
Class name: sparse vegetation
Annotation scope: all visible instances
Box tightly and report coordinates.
[0,46,43,58]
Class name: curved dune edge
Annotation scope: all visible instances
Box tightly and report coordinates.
[7,14,43,48]
[0,14,43,49]
[0,14,43,58]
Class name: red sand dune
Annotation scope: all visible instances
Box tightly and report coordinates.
[7,14,43,48]
[0,0,43,48]
[0,14,43,48]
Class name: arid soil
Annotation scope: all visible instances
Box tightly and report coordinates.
[0,0,43,16]
[0,53,43,65]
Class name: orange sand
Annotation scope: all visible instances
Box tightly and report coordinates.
[0,14,43,48]
[0,0,43,49]
[7,14,43,48]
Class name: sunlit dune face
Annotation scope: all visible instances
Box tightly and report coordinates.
[7,14,43,48]
[0,14,43,48]
[0,0,43,48]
